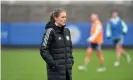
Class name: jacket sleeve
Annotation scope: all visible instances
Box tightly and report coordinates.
[40,28,56,68]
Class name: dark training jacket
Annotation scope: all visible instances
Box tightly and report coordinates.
[40,21,74,80]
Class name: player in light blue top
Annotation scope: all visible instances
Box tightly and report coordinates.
[106,10,131,67]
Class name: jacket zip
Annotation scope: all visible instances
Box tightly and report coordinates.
[62,32,67,69]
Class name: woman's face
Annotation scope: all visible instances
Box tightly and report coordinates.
[55,12,66,27]
[90,14,98,22]
[112,12,118,18]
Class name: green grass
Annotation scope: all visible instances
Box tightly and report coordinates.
[1,48,133,80]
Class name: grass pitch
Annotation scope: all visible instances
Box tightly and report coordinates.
[1,48,133,80]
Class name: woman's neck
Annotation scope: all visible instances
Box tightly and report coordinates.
[55,22,61,27]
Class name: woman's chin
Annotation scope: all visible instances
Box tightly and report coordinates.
[60,24,65,27]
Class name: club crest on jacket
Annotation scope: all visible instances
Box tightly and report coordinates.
[66,36,70,41]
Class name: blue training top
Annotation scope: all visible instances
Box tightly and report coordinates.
[106,17,128,39]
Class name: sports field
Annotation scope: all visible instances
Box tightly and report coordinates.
[1,48,133,80]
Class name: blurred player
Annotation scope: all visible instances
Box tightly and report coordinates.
[106,10,131,67]
[78,14,106,72]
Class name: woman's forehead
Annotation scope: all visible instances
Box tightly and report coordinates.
[59,12,67,17]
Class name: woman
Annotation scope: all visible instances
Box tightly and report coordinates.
[106,10,131,67]
[40,8,74,80]
[78,14,106,72]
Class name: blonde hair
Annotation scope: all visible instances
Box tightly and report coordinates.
[50,8,66,21]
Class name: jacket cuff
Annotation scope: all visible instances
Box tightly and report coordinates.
[47,61,56,68]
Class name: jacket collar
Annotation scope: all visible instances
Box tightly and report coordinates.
[54,25,65,33]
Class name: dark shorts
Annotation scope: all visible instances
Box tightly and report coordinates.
[89,43,102,51]
[113,37,123,46]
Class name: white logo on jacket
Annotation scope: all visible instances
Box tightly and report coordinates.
[58,37,62,40]
[66,36,70,41]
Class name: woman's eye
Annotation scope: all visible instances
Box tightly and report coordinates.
[62,16,66,18]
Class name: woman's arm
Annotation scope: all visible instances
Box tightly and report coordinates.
[68,28,74,65]
[106,23,112,38]
[40,28,56,68]
[121,20,128,35]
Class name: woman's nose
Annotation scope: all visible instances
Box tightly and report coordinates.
[64,18,66,21]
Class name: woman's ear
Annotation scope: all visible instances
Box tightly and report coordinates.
[54,17,58,21]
